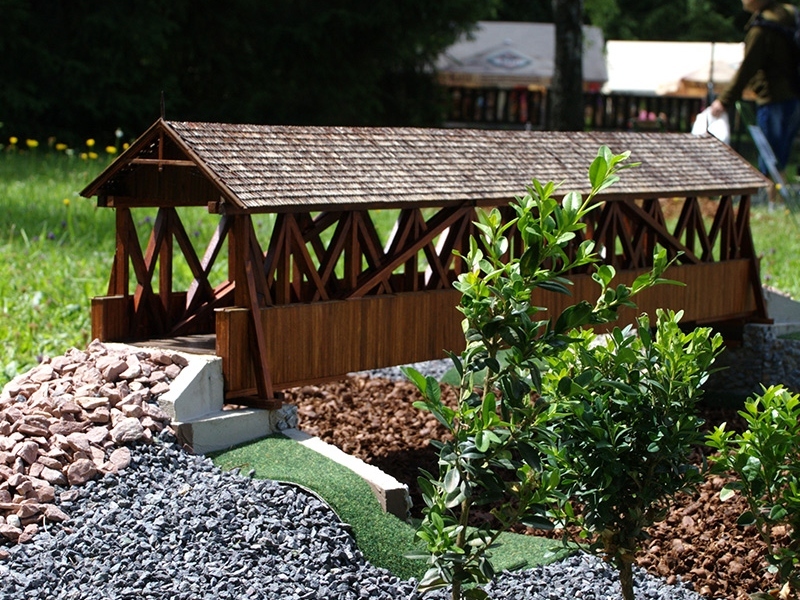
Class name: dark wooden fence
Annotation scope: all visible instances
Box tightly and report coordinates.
[444,87,705,133]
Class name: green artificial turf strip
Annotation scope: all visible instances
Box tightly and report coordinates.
[210,434,561,581]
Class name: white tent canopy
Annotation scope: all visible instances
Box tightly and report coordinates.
[604,40,744,95]
[436,21,607,89]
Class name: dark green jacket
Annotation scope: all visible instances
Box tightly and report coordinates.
[719,1,798,107]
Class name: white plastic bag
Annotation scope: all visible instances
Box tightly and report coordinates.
[692,107,730,144]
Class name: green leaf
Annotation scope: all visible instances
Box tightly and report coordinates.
[719,486,737,502]
[537,279,572,295]
[424,376,441,405]
[475,431,490,453]
[418,567,448,591]
[592,264,615,288]
[481,393,496,427]
[736,511,757,527]
[520,245,541,275]
[768,505,788,521]
[520,515,554,530]
[562,191,583,217]
[741,456,762,483]
[401,366,427,392]
[517,441,541,471]
[445,350,463,378]
[589,155,608,189]
[554,301,594,333]
[444,467,461,494]
[595,174,621,194]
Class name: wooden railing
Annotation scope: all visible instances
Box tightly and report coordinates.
[443,87,706,133]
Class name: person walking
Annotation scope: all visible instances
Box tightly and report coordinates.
[710,0,800,190]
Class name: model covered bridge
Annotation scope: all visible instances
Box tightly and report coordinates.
[81,119,769,409]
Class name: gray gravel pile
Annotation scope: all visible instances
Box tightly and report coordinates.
[457,554,708,600]
[0,430,713,599]
[356,359,453,383]
[0,431,418,600]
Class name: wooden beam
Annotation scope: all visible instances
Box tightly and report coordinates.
[605,198,702,264]
[158,209,174,313]
[127,212,168,336]
[130,158,197,167]
[108,209,131,296]
[229,215,250,307]
[349,206,472,298]
[284,214,329,301]
[245,250,280,409]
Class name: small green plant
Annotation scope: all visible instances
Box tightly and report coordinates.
[707,385,800,597]
[545,309,723,600]
[404,146,676,599]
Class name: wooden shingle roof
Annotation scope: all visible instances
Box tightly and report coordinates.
[81,119,768,212]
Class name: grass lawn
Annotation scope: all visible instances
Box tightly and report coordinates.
[0,152,113,384]
[750,201,800,294]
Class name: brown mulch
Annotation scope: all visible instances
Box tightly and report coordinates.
[287,375,782,600]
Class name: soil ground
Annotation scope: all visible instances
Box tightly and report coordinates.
[287,375,782,600]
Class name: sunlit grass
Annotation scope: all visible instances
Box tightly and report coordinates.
[749,203,800,296]
[0,152,112,384]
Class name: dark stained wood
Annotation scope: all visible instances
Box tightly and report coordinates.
[130,158,196,167]
[214,258,759,393]
[109,209,131,296]
[91,296,131,341]
[245,248,278,407]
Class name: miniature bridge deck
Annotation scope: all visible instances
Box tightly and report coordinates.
[81,120,770,409]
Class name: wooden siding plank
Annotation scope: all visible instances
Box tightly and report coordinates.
[217,259,759,397]
[91,296,131,341]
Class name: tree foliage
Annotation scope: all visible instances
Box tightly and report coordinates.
[547,311,722,600]
[583,0,743,42]
[1,0,498,143]
[708,386,800,595]
[1,0,749,143]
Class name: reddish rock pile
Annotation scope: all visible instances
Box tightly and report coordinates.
[0,340,184,547]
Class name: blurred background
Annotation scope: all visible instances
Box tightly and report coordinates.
[0,0,750,144]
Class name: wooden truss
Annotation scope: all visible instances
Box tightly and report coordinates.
[92,193,766,408]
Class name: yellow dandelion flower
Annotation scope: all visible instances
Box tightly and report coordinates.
[80,152,88,160]
[88,151,98,160]
[63,198,71,207]
[105,146,117,155]
[122,142,130,150]
[86,138,95,148]
[26,139,38,149]
[9,136,18,145]
[55,143,68,152]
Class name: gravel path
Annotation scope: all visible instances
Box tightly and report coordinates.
[0,432,712,600]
